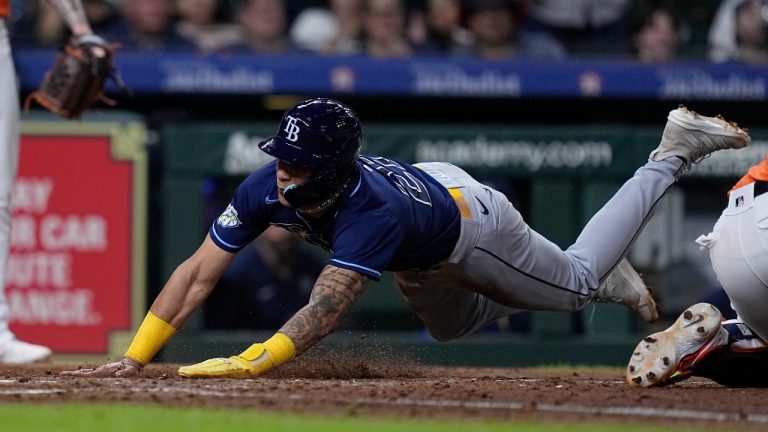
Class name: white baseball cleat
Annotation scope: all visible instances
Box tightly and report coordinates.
[591,258,659,323]
[650,105,750,170]
[626,303,728,387]
[0,338,52,365]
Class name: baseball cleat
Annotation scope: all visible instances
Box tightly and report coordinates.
[592,258,659,322]
[0,338,52,364]
[686,322,768,387]
[626,303,728,387]
[650,105,750,170]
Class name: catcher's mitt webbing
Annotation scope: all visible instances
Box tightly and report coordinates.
[24,34,119,119]
[124,312,177,365]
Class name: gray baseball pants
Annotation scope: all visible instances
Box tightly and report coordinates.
[396,158,683,341]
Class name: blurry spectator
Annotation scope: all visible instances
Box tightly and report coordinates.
[462,0,566,60]
[524,0,631,57]
[415,0,473,54]
[709,0,768,64]
[204,226,324,329]
[101,0,194,50]
[289,3,337,52]
[234,0,295,53]
[628,0,680,62]
[290,0,364,54]
[33,0,118,46]
[361,0,413,58]
[175,0,241,53]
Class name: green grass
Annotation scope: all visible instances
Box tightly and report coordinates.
[0,403,712,432]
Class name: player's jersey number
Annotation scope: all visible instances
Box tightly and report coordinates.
[360,156,432,206]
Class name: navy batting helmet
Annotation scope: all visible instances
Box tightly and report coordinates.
[258,98,362,208]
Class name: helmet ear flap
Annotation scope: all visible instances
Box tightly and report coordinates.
[282,139,360,208]
[283,180,322,208]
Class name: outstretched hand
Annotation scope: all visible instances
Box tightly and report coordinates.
[61,357,142,378]
[178,356,257,379]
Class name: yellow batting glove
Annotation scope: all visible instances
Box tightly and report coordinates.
[178,333,296,378]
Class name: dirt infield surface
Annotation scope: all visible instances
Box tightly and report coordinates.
[1,355,767,430]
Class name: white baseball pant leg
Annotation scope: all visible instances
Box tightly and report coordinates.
[0,18,19,343]
[706,183,768,343]
[397,159,682,341]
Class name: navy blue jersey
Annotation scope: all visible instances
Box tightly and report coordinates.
[209,156,461,281]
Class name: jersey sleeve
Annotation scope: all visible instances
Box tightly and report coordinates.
[209,181,269,253]
[329,212,404,281]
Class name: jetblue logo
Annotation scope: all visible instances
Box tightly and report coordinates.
[283,116,300,142]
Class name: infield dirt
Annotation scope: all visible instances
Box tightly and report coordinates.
[0,354,766,431]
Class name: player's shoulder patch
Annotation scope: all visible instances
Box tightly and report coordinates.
[217,204,242,228]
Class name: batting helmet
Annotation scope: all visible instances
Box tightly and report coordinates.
[258,98,362,208]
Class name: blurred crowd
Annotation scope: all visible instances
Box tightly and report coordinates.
[5,0,768,63]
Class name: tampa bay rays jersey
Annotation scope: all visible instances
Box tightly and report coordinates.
[209,155,461,281]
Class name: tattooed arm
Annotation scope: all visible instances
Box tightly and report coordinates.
[162,264,368,378]
[279,265,369,354]
[41,0,93,36]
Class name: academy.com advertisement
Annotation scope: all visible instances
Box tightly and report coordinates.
[8,134,133,353]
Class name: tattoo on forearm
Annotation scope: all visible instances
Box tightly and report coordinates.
[43,0,92,35]
[279,266,367,353]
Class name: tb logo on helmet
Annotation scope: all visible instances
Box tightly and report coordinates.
[283,116,300,142]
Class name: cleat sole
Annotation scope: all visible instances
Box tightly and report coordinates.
[627,303,723,388]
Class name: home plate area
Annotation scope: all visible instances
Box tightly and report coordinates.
[0,357,767,430]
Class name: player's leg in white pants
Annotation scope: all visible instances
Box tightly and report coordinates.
[398,159,680,340]
[707,185,768,343]
[0,19,19,345]
[0,20,51,364]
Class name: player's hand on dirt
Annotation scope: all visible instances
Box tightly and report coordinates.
[178,356,258,378]
[178,339,292,378]
[61,357,142,378]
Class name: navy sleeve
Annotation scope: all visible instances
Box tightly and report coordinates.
[329,212,404,281]
[209,181,269,253]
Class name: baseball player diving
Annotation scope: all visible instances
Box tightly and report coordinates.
[62,98,750,379]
